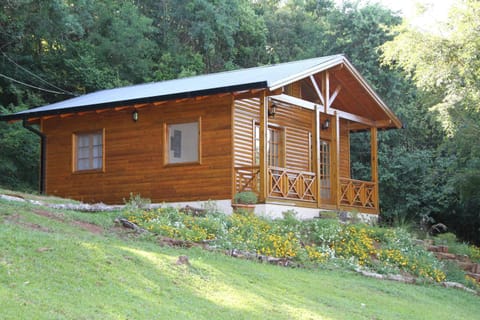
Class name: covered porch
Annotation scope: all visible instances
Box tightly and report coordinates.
[232,62,397,214]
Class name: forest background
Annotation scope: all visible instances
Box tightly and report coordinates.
[0,0,479,244]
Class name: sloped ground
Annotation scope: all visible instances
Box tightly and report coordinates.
[0,193,479,320]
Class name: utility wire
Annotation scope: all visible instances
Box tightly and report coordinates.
[1,52,77,96]
[0,72,73,95]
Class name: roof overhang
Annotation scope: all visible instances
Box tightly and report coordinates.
[0,54,402,130]
[0,81,268,122]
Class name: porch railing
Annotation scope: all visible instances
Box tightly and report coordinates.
[234,167,377,210]
[268,167,317,202]
[339,178,377,209]
[234,166,260,194]
[234,166,317,202]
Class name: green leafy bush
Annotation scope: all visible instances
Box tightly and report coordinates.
[233,191,258,204]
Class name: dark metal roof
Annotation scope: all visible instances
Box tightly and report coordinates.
[0,55,344,121]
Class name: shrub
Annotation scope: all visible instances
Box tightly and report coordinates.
[233,191,258,204]
[333,225,377,266]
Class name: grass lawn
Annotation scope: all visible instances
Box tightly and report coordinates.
[0,197,478,319]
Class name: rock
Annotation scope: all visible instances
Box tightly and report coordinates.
[434,252,456,260]
[176,255,190,266]
[180,205,207,216]
[473,264,480,274]
[465,272,480,282]
[442,281,478,294]
[116,218,147,233]
[0,194,26,202]
[386,274,416,284]
[457,261,475,272]
[455,254,471,263]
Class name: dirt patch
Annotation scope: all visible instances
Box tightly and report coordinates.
[32,209,64,220]
[71,220,104,234]
[4,213,51,233]
[31,209,104,235]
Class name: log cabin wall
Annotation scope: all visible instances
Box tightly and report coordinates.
[270,104,313,172]
[41,95,233,204]
[318,116,350,179]
[233,97,260,167]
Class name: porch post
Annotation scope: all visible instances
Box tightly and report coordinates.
[370,127,379,210]
[332,112,341,209]
[321,71,330,114]
[314,105,321,208]
[259,92,268,202]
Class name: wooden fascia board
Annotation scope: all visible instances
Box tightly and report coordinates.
[342,59,402,129]
[268,56,345,91]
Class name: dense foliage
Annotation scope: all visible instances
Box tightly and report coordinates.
[0,0,478,243]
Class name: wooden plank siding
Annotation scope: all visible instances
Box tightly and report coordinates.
[233,97,259,167]
[233,97,314,172]
[42,96,233,204]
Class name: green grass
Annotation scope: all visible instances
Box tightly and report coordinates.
[0,197,479,319]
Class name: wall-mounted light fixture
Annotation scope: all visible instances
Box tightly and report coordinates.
[132,110,139,122]
[268,103,277,118]
[321,118,330,130]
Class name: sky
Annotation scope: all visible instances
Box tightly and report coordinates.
[336,0,456,31]
[375,0,454,19]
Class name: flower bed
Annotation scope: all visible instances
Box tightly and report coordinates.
[123,206,480,285]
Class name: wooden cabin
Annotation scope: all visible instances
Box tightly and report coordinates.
[0,55,401,218]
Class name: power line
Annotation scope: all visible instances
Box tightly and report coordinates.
[0,72,73,95]
[1,52,77,96]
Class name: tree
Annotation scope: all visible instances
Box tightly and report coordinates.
[381,0,480,243]
[0,0,158,191]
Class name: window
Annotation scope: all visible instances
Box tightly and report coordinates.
[74,131,104,172]
[166,121,200,164]
[254,124,284,167]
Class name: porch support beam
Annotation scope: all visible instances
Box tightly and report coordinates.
[270,94,316,110]
[328,85,342,109]
[332,112,341,209]
[259,92,268,202]
[314,105,322,208]
[309,75,325,107]
[270,94,377,127]
[333,110,376,127]
[320,72,330,113]
[370,127,379,210]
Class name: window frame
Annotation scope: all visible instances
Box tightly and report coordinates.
[72,129,105,173]
[163,118,202,166]
[319,139,331,200]
[253,122,285,168]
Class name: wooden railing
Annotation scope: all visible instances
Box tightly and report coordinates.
[339,178,377,209]
[268,167,317,202]
[234,166,260,194]
[234,168,377,210]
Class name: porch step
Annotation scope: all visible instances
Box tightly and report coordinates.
[426,244,480,283]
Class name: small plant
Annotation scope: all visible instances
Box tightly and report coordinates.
[319,211,338,219]
[123,192,151,210]
[233,191,258,204]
